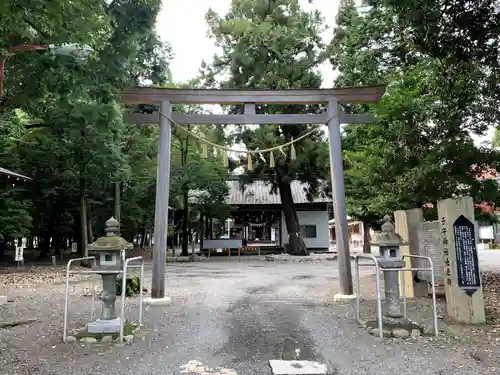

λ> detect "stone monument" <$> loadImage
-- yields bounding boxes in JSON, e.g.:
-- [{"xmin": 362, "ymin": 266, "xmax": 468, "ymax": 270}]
[
  {"xmin": 437, "ymin": 197, "xmax": 485, "ymax": 324},
  {"xmin": 87, "ymin": 217, "xmax": 133, "ymax": 333}
]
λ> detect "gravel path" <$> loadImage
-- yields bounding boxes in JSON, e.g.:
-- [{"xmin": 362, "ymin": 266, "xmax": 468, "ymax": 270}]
[{"xmin": 0, "ymin": 260, "xmax": 497, "ymax": 374}]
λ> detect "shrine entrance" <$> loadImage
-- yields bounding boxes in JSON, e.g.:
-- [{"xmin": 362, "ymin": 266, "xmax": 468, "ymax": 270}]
[{"xmin": 121, "ymin": 86, "xmax": 385, "ymax": 299}]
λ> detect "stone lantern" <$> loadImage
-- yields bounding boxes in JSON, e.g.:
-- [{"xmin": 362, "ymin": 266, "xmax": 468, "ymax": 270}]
[
  {"xmin": 87, "ymin": 217, "xmax": 133, "ymax": 333},
  {"xmin": 372, "ymin": 215, "xmax": 406, "ymax": 318}
]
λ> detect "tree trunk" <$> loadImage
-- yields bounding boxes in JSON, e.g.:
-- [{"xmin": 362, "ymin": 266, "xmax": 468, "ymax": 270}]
[
  {"xmin": 114, "ymin": 181, "xmax": 121, "ymax": 226},
  {"xmin": 52, "ymin": 234, "xmax": 61, "ymax": 255},
  {"xmin": 181, "ymin": 190, "xmax": 189, "ymax": 256},
  {"xmin": 0, "ymin": 241, "xmax": 5, "ymax": 260},
  {"xmin": 198, "ymin": 213, "xmax": 204, "ymax": 255},
  {"xmin": 39, "ymin": 233, "xmax": 50, "ymax": 258},
  {"xmin": 140, "ymin": 227, "xmax": 146, "ymax": 249},
  {"xmin": 87, "ymin": 216, "xmax": 93, "ymax": 244},
  {"xmin": 363, "ymin": 222, "xmax": 371, "ymax": 253},
  {"xmin": 79, "ymin": 178, "xmax": 89, "ymax": 266},
  {"xmin": 205, "ymin": 216, "xmax": 209, "ymax": 238},
  {"xmin": 277, "ymin": 171, "xmax": 308, "ymax": 256}
]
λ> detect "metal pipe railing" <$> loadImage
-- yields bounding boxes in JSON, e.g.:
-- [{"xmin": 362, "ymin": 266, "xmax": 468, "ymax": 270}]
[
  {"xmin": 63, "ymin": 256, "xmax": 145, "ymax": 343},
  {"xmin": 354, "ymin": 254, "xmax": 383, "ymax": 338},
  {"xmin": 402, "ymin": 254, "xmax": 438, "ymax": 337},
  {"xmin": 63, "ymin": 256, "xmax": 95, "ymax": 343},
  {"xmin": 354, "ymin": 253, "xmax": 439, "ymax": 338},
  {"xmin": 119, "ymin": 256, "xmax": 144, "ymax": 343}
]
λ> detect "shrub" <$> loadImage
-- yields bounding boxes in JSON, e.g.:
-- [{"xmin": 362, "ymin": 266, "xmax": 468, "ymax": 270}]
[{"xmin": 115, "ymin": 275, "xmax": 142, "ymax": 296}]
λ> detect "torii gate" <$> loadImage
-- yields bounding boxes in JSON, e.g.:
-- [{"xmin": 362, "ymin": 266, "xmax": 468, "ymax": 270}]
[{"xmin": 121, "ymin": 86, "xmax": 385, "ymax": 302}]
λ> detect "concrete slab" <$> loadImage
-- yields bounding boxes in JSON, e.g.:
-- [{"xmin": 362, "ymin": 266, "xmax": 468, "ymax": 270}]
[
  {"xmin": 333, "ymin": 293, "xmax": 356, "ymax": 303},
  {"xmin": 269, "ymin": 360, "xmax": 328, "ymax": 374},
  {"xmin": 143, "ymin": 296, "xmax": 172, "ymax": 306}
]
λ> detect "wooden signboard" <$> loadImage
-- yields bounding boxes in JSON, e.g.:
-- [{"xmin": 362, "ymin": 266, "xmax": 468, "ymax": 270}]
[
  {"xmin": 437, "ymin": 197, "xmax": 485, "ymax": 324},
  {"xmin": 453, "ymin": 215, "xmax": 481, "ymax": 296}
]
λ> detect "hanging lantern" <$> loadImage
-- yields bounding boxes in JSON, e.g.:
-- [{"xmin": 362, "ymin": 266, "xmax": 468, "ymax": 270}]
[
  {"xmin": 269, "ymin": 151, "xmax": 275, "ymax": 168},
  {"xmin": 247, "ymin": 153, "xmax": 253, "ymax": 171},
  {"xmin": 290, "ymin": 138, "xmax": 296, "ymax": 161}
]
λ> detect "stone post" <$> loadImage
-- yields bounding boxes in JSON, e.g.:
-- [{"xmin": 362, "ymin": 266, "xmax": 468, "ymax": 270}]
[{"xmin": 394, "ymin": 209, "xmax": 427, "ymax": 298}]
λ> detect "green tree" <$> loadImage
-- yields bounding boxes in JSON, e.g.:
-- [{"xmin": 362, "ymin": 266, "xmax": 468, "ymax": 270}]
[
  {"xmin": 202, "ymin": 0, "xmax": 329, "ymax": 255},
  {"xmin": 169, "ymin": 120, "xmax": 230, "ymax": 256},
  {"xmin": 0, "ymin": 110, "xmax": 33, "ymax": 257},
  {"xmin": 0, "ymin": 0, "xmax": 172, "ymax": 260},
  {"xmin": 329, "ymin": 0, "xmax": 500, "ymax": 252},
  {"xmin": 372, "ymin": 0, "xmax": 500, "ymax": 134},
  {"xmin": 0, "ymin": 0, "xmax": 110, "ymax": 55}
]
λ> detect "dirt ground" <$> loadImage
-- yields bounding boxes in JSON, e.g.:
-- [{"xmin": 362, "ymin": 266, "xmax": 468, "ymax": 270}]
[
  {"xmin": 1, "ymin": 260, "xmax": 500, "ymax": 374},
  {"xmin": 356, "ymin": 271, "xmax": 500, "ymax": 370}
]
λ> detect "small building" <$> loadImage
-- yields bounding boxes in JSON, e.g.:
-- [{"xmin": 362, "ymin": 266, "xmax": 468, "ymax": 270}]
[
  {"xmin": 329, "ymin": 218, "xmax": 374, "ymax": 249},
  {"xmin": 198, "ymin": 180, "xmax": 332, "ymax": 253}
]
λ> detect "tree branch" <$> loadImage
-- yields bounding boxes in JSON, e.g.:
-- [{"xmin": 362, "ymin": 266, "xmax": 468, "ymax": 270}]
[{"xmin": 22, "ymin": 17, "xmax": 50, "ymax": 40}]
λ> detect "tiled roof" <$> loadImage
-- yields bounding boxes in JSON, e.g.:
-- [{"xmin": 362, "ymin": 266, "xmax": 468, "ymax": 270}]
[
  {"xmin": 0, "ymin": 166, "xmax": 31, "ymax": 181},
  {"xmin": 227, "ymin": 180, "xmax": 331, "ymax": 205}
]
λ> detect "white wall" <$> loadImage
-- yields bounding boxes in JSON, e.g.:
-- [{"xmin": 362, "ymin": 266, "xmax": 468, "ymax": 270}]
[{"xmin": 281, "ymin": 210, "xmax": 329, "ymax": 249}]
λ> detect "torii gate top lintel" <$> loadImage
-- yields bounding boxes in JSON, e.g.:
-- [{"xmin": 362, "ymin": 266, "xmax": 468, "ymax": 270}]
[{"xmin": 120, "ymin": 84, "xmax": 385, "ymax": 105}]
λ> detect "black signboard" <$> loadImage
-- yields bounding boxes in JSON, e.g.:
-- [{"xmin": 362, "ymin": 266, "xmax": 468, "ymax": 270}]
[{"xmin": 453, "ymin": 215, "xmax": 481, "ymax": 296}]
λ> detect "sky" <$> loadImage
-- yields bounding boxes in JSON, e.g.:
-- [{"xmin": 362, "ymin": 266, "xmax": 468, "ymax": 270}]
[
  {"xmin": 155, "ymin": 0, "xmax": 493, "ymax": 146},
  {"xmin": 156, "ymin": 0, "xmax": 340, "ymax": 87}
]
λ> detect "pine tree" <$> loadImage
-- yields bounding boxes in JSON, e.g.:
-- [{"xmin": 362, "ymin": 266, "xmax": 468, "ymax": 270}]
[{"xmin": 202, "ymin": 0, "xmax": 329, "ymax": 255}]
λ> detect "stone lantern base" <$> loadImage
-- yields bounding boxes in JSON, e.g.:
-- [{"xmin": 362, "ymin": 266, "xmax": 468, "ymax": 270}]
[
  {"xmin": 88, "ymin": 317, "xmax": 122, "ymax": 334},
  {"xmin": 362, "ymin": 316, "xmax": 426, "ymax": 338}
]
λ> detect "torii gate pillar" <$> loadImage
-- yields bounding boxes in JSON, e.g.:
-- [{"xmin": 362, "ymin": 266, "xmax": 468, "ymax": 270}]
[{"xmin": 327, "ymin": 100, "xmax": 354, "ymax": 297}]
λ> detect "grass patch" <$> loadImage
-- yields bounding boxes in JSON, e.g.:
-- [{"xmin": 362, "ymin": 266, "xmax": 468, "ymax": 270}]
[{"xmin": 365, "ymin": 316, "xmax": 424, "ymax": 334}]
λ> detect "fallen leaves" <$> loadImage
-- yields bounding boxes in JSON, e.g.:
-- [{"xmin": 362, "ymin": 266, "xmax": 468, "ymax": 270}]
[
  {"xmin": 483, "ymin": 271, "xmax": 500, "ymax": 323},
  {"xmin": 0, "ymin": 265, "xmax": 90, "ymax": 292}
]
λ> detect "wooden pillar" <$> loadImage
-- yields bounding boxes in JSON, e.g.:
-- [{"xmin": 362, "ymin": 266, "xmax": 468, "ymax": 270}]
[
  {"xmin": 394, "ymin": 208, "xmax": 426, "ymax": 298},
  {"xmin": 437, "ymin": 197, "xmax": 485, "ymax": 324},
  {"xmin": 151, "ymin": 101, "xmax": 172, "ymax": 299},
  {"xmin": 327, "ymin": 100, "xmax": 353, "ymax": 296}
]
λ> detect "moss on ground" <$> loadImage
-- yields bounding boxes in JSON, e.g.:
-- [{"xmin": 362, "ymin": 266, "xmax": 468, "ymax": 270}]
[
  {"xmin": 75, "ymin": 322, "xmax": 139, "ymax": 341},
  {"xmin": 365, "ymin": 316, "xmax": 424, "ymax": 334}
]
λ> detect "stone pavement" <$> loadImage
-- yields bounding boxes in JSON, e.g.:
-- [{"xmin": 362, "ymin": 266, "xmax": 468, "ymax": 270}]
[{"xmin": 0, "ymin": 260, "xmax": 496, "ymax": 375}]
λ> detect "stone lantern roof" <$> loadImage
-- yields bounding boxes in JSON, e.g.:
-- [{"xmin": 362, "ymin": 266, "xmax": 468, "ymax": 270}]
[
  {"xmin": 88, "ymin": 217, "xmax": 133, "ymax": 252},
  {"xmin": 372, "ymin": 215, "xmax": 405, "ymax": 246}
]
